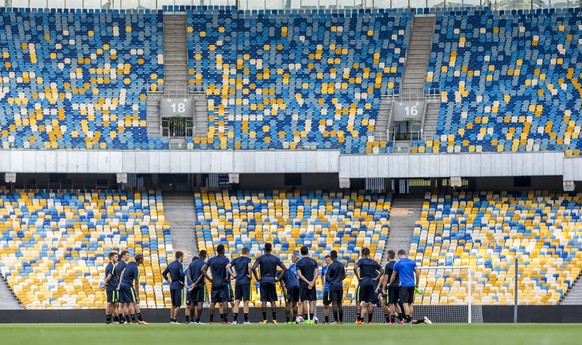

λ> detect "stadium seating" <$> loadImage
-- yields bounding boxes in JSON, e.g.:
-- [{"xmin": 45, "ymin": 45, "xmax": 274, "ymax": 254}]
[
  {"xmin": 424, "ymin": 8, "xmax": 582, "ymax": 154},
  {"xmin": 187, "ymin": 8, "xmax": 411, "ymax": 153},
  {"xmin": 194, "ymin": 190, "xmax": 391, "ymax": 305},
  {"xmin": 411, "ymin": 191, "xmax": 582, "ymax": 305},
  {"xmin": 0, "ymin": 8, "xmax": 164, "ymax": 150},
  {"xmin": 0, "ymin": 189, "xmax": 173, "ymax": 309}
]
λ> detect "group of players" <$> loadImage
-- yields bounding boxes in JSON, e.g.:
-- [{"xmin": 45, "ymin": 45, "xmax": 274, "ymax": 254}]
[
  {"xmin": 103, "ymin": 244, "xmax": 431, "ymax": 325},
  {"xmin": 101, "ymin": 250, "xmax": 148, "ymax": 324}
]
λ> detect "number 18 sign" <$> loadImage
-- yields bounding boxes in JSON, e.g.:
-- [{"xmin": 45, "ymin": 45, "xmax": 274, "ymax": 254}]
[{"xmin": 160, "ymin": 98, "xmax": 193, "ymax": 117}]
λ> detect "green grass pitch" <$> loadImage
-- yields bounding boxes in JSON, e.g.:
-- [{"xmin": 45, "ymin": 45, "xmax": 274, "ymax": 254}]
[{"xmin": 1, "ymin": 324, "xmax": 580, "ymax": 345}]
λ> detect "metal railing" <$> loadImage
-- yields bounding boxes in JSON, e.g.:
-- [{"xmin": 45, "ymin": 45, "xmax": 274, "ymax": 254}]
[
  {"xmin": 1, "ymin": 0, "xmax": 580, "ymax": 11},
  {"xmin": 163, "ymin": 84, "xmax": 191, "ymax": 98}
]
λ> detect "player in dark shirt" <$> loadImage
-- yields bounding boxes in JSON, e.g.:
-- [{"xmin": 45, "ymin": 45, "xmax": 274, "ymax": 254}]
[
  {"xmin": 187, "ymin": 250, "xmax": 207, "ymax": 324},
  {"xmin": 228, "ymin": 247, "xmax": 253, "ymax": 324},
  {"xmin": 118, "ymin": 253, "xmax": 146, "ymax": 324},
  {"xmin": 377, "ymin": 250, "xmax": 402, "ymax": 324},
  {"xmin": 354, "ymin": 247, "xmax": 383, "ymax": 324},
  {"xmin": 202, "ymin": 244, "xmax": 231, "ymax": 324},
  {"xmin": 252, "ymin": 243, "xmax": 287, "ymax": 324},
  {"xmin": 279, "ymin": 251, "xmax": 301, "ymax": 323},
  {"xmin": 296, "ymin": 246, "xmax": 319, "ymax": 323},
  {"xmin": 321, "ymin": 255, "xmax": 332, "ymax": 324},
  {"xmin": 163, "ymin": 251, "xmax": 185, "ymax": 324},
  {"xmin": 184, "ymin": 256, "xmax": 196, "ymax": 324},
  {"xmin": 115, "ymin": 250, "xmax": 130, "ymax": 323},
  {"xmin": 325, "ymin": 250, "xmax": 346, "ymax": 324},
  {"xmin": 102, "ymin": 251, "xmax": 119, "ymax": 324}
]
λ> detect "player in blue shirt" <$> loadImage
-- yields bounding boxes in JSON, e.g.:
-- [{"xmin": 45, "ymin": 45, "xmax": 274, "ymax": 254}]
[
  {"xmin": 354, "ymin": 247, "xmax": 383, "ymax": 324},
  {"xmin": 288, "ymin": 250, "xmax": 303, "ymax": 319},
  {"xmin": 163, "ymin": 251, "xmax": 185, "ymax": 324},
  {"xmin": 296, "ymin": 246, "xmax": 319, "ymax": 323},
  {"xmin": 202, "ymin": 244, "xmax": 231, "ymax": 324},
  {"xmin": 280, "ymin": 251, "xmax": 301, "ymax": 323},
  {"xmin": 187, "ymin": 250, "xmax": 207, "ymax": 324},
  {"xmin": 228, "ymin": 247, "xmax": 253, "ymax": 324},
  {"xmin": 118, "ymin": 253, "xmax": 145, "ymax": 324},
  {"xmin": 321, "ymin": 255, "xmax": 332, "ymax": 324},
  {"xmin": 389, "ymin": 249, "xmax": 431, "ymax": 325},
  {"xmin": 102, "ymin": 251, "xmax": 119, "ymax": 324},
  {"xmin": 252, "ymin": 243, "xmax": 287, "ymax": 324},
  {"xmin": 325, "ymin": 250, "xmax": 346, "ymax": 324}
]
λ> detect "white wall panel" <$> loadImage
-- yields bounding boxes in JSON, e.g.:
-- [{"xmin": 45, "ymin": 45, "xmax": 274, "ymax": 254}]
[
  {"xmin": 0, "ymin": 152, "xmax": 11, "ymax": 172},
  {"xmin": 135, "ymin": 152, "xmax": 150, "ymax": 173},
  {"xmin": 45, "ymin": 151, "xmax": 58, "ymax": 172},
  {"xmin": 274, "ymin": 152, "xmax": 286, "ymax": 172},
  {"xmin": 0, "ymin": 150, "xmax": 568, "ymax": 178},
  {"xmin": 339, "ymin": 152, "xmax": 564, "ymax": 178},
  {"xmin": 55, "ymin": 151, "xmax": 68, "ymax": 172},
  {"xmin": 563, "ymin": 158, "xmax": 582, "ymax": 181}
]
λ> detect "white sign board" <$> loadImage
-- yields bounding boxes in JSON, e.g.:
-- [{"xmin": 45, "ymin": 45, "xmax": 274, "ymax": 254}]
[
  {"xmin": 160, "ymin": 98, "xmax": 193, "ymax": 117},
  {"xmin": 393, "ymin": 101, "xmax": 424, "ymax": 121}
]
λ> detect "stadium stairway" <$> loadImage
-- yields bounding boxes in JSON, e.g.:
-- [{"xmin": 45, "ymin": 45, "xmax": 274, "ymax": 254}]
[
  {"xmin": 374, "ymin": 95, "xmax": 392, "ymax": 142},
  {"xmin": 382, "ymin": 195, "xmax": 423, "ymax": 263},
  {"xmin": 192, "ymin": 91, "xmax": 209, "ymax": 138},
  {"xmin": 163, "ymin": 193, "xmax": 198, "ymax": 260},
  {"xmin": 146, "ymin": 92, "xmax": 163, "ymax": 138},
  {"xmin": 561, "ymin": 273, "xmax": 582, "ymax": 305},
  {"xmin": 163, "ymin": 13, "xmax": 188, "ymax": 91},
  {"xmin": 422, "ymin": 101, "xmax": 441, "ymax": 140},
  {"xmin": 0, "ymin": 274, "xmax": 22, "ymax": 309},
  {"xmin": 401, "ymin": 16, "xmax": 435, "ymax": 96}
]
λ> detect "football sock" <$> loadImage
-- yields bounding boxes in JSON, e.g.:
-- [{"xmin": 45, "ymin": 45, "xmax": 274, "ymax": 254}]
[
  {"xmin": 131, "ymin": 314, "xmax": 137, "ymax": 322},
  {"xmin": 106, "ymin": 315, "xmax": 112, "ymax": 323},
  {"xmin": 304, "ymin": 314, "xmax": 308, "ymax": 320},
  {"xmin": 209, "ymin": 314, "xmax": 214, "ymax": 322},
  {"xmin": 286, "ymin": 317, "xmax": 290, "ymax": 322},
  {"xmin": 113, "ymin": 316, "xmax": 119, "ymax": 323},
  {"xmin": 415, "ymin": 319, "xmax": 424, "ymax": 324},
  {"xmin": 309, "ymin": 313, "xmax": 314, "ymax": 321},
  {"xmin": 333, "ymin": 312, "xmax": 338, "ymax": 322},
  {"xmin": 405, "ymin": 315, "xmax": 412, "ymax": 323},
  {"xmin": 398, "ymin": 313, "xmax": 404, "ymax": 321},
  {"xmin": 391, "ymin": 315, "xmax": 396, "ymax": 323},
  {"xmin": 233, "ymin": 313, "xmax": 238, "ymax": 322},
  {"xmin": 385, "ymin": 314, "xmax": 390, "ymax": 323},
  {"xmin": 244, "ymin": 313, "xmax": 249, "ymax": 322},
  {"xmin": 262, "ymin": 311, "xmax": 267, "ymax": 321},
  {"xmin": 196, "ymin": 318, "xmax": 200, "ymax": 323},
  {"xmin": 272, "ymin": 311, "xmax": 277, "ymax": 321},
  {"xmin": 339, "ymin": 312, "xmax": 343, "ymax": 322},
  {"xmin": 118, "ymin": 314, "xmax": 124, "ymax": 322},
  {"xmin": 137, "ymin": 313, "xmax": 143, "ymax": 321},
  {"xmin": 325, "ymin": 316, "xmax": 329, "ymax": 323},
  {"xmin": 368, "ymin": 314, "xmax": 373, "ymax": 323},
  {"xmin": 186, "ymin": 316, "xmax": 190, "ymax": 323}
]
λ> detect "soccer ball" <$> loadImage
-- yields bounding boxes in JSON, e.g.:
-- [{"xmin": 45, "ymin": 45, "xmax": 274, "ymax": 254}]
[
  {"xmin": 313, "ymin": 316, "xmax": 319, "ymax": 324},
  {"xmin": 296, "ymin": 316, "xmax": 304, "ymax": 324}
]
